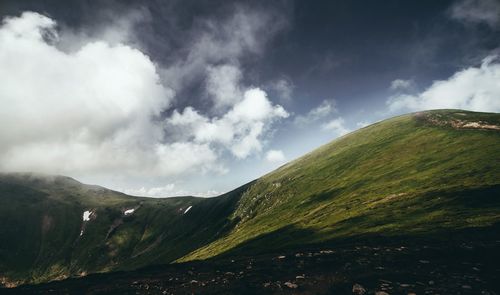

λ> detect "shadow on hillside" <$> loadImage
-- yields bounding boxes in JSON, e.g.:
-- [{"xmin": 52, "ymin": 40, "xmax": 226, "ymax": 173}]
[
  {"xmin": 213, "ymin": 225, "xmax": 318, "ymax": 259},
  {"xmin": 211, "ymin": 221, "xmax": 500, "ymax": 264},
  {"xmin": 210, "ymin": 183, "xmax": 500, "ymax": 260}
]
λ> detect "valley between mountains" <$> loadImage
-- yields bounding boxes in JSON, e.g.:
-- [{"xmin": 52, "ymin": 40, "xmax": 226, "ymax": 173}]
[{"xmin": 1, "ymin": 109, "xmax": 499, "ymax": 294}]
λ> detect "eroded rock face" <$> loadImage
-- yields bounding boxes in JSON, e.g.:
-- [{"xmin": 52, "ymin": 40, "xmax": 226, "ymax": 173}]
[{"xmin": 416, "ymin": 111, "xmax": 500, "ymax": 130}]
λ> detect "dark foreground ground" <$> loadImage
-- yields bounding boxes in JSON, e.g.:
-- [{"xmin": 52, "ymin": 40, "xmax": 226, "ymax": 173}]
[{"xmin": 3, "ymin": 226, "xmax": 500, "ymax": 295}]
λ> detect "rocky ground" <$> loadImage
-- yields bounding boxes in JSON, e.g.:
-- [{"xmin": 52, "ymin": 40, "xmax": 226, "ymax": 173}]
[{"xmin": 6, "ymin": 230, "xmax": 500, "ymax": 295}]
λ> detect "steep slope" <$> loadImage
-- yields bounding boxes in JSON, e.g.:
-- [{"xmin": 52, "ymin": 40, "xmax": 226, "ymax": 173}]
[
  {"xmin": 1, "ymin": 109, "xmax": 499, "ymax": 289},
  {"xmin": 181, "ymin": 110, "xmax": 500, "ymax": 261},
  {"xmin": 0, "ymin": 173, "xmax": 246, "ymax": 285}
]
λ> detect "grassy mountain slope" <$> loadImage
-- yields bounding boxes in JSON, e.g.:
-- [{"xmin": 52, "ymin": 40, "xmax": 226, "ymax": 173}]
[
  {"xmin": 181, "ymin": 110, "xmax": 500, "ymax": 260},
  {"xmin": 0, "ymin": 173, "xmax": 245, "ymax": 285},
  {"xmin": 1, "ymin": 109, "xmax": 499, "ymax": 288}
]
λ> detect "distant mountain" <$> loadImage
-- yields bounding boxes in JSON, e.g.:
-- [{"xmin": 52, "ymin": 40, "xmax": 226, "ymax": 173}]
[
  {"xmin": 1, "ymin": 110, "xmax": 499, "ymax": 290},
  {"xmin": 0, "ymin": 173, "xmax": 246, "ymax": 285}
]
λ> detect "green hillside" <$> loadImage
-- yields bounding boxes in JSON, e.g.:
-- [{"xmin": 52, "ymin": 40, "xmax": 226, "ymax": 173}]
[
  {"xmin": 182, "ymin": 110, "xmax": 500, "ymax": 260},
  {"xmin": 0, "ymin": 173, "xmax": 246, "ymax": 285},
  {"xmin": 1, "ymin": 109, "xmax": 499, "ymax": 287}
]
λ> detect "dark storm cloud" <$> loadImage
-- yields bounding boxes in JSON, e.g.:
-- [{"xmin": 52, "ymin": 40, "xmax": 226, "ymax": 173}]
[
  {"xmin": 3, "ymin": 0, "xmax": 498, "ymax": 115},
  {"xmin": 1, "ymin": 0, "xmax": 499, "ymax": 196},
  {"xmin": 0, "ymin": 0, "xmax": 293, "ymax": 192}
]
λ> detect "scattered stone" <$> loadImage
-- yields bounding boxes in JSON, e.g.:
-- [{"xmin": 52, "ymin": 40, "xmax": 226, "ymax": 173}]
[
  {"xmin": 375, "ymin": 292, "xmax": 389, "ymax": 295},
  {"xmin": 278, "ymin": 255, "xmax": 286, "ymax": 259},
  {"xmin": 352, "ymin": 283, "xmax": 366, "ymax": 295},
  {"xmin": 284, "ymin": 282, "xmax": 298, "ymax": 289},
  {"xmin": 462, "ymin": 285, "xmax": 472, "ymax": 289},
  {"xmin": 419, "ymin": 260, "xmax": 430, "ymax": 264},
  {"xmin": 263, "ymin": 282, "xmax": 271, "ymax": 288},
  {"xmin": 320, "ymin": 250, "xmax": 334, "ymax": 254},
  {"xmin": 296, "ymin": 275, "xmax": 305, "ymax": 279},
  {"xmin": 400, "ymin": 283, "xmax": 410, "ymax": 287},
  {"xmin": 428, "ymin": 281, "xmax": 434, "ymax": 285},
  {"xmin": 408, "ymin": 293, "xmax": 416, "ymax": 295},
  {"xmin": 190, "ymin": 280, "xmax": 198, "ymax": 284}
]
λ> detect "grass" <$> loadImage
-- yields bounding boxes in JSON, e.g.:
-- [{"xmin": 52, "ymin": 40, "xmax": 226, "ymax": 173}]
[
  {"xmin": 0, "ymin": 109, "xmax": 499, "ymax": 286},
  {"xmin": 179, "ymin": 110, "xmax": 500, "ymax": 261}
]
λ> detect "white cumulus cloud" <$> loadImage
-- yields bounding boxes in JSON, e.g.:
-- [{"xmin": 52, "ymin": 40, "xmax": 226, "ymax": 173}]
[
  {"xmin": 0, "ymin": 12, "xmax": 229, "ymax": 178},
  {"xmin": 265, "ymin": 150, "xmax": 286, "ymax": 163},
  {"xmin": 321, "ymin": 118, "xmax": 350, "ymax": 136},
  {"xmin": 387, "ymin": 55, "xmax": 500, "ymax": 113},
  {"xmin": 123, "ymin": 183, "xmax": 220, "ymax": 198},
  {"xmin": 167, "ymin": 88, "xmax": 289, "ymax": 159}
]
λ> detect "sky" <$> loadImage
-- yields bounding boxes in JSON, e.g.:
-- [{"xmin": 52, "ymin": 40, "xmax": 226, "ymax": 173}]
[{"xmin": 0, "ymin": 0, "xmax": 499, "ymax": 197}]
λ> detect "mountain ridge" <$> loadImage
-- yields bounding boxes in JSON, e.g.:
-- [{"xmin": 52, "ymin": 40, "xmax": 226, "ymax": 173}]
[{"xmin": 1, "ymin": 109, "xmax": 499, "ymax": 289}]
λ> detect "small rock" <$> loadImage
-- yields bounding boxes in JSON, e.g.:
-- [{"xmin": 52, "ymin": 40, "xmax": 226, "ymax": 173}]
[
  {"xmin": 278, "ymin": 255, "xmax": 286, "ymax": 259},
  {"xmin": 462, "ymin": 285, "xmax": 472, "ymax": 289},
  {"xmin": 352, "ymin": 283, "xmax": 366, "ymax": 295},
  {"xmin": 399, "ymin": 284, "xmax": 410, "ymax": 287},
  {"xmin": 296, "ymin": 275, "xmax": 305, "ymax": 279},
  {"xmin": 190, "ymin": 280, "xmax": 198, "ymax": 284},
  {"xmin": 375, "ymin": 292, "xmax": 389, "ymax": 295},
  {"xmin": 428, "ymin": 281, "xmax": 434, "ymax": 285},
  {"xmin": 263, "ymin": 282, "xmax": 271, "ymax": 288},
  {"xmin": 419, "ymin": 260, "xmax": 430, "ymax": 264},
  {"xmin": 408, "ymin": 293, "xmax": 416, "ymax": 295},
  {"xmin": 284, "ymin": 282, "xmax": 298, "ymax": 289}
]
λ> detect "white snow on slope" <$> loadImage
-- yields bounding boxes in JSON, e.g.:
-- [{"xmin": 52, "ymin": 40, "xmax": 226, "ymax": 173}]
[
  {"xmin": 82, "ymin": 210, "xmax": 92, "ymax": 221},
  {"xmin": 124, "ymin": 208, "xmax": 135, "ymax": 215},
  {"xmin": 184, "ymin": 206, "xmax": 193, "ymax": 214}
]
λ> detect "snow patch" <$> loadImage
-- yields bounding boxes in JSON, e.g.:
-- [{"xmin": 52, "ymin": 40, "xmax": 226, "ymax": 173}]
[
  {"xmin": 184, "ymin": 206, "xmax": 193, "ymax": 214},
  {"xmin": 124, "ymin": 208, "xmax": 135, "ymax": 215},
  {"xmin": 82, "ymin": 210, "xmax": 92, "ymax": 221}
]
